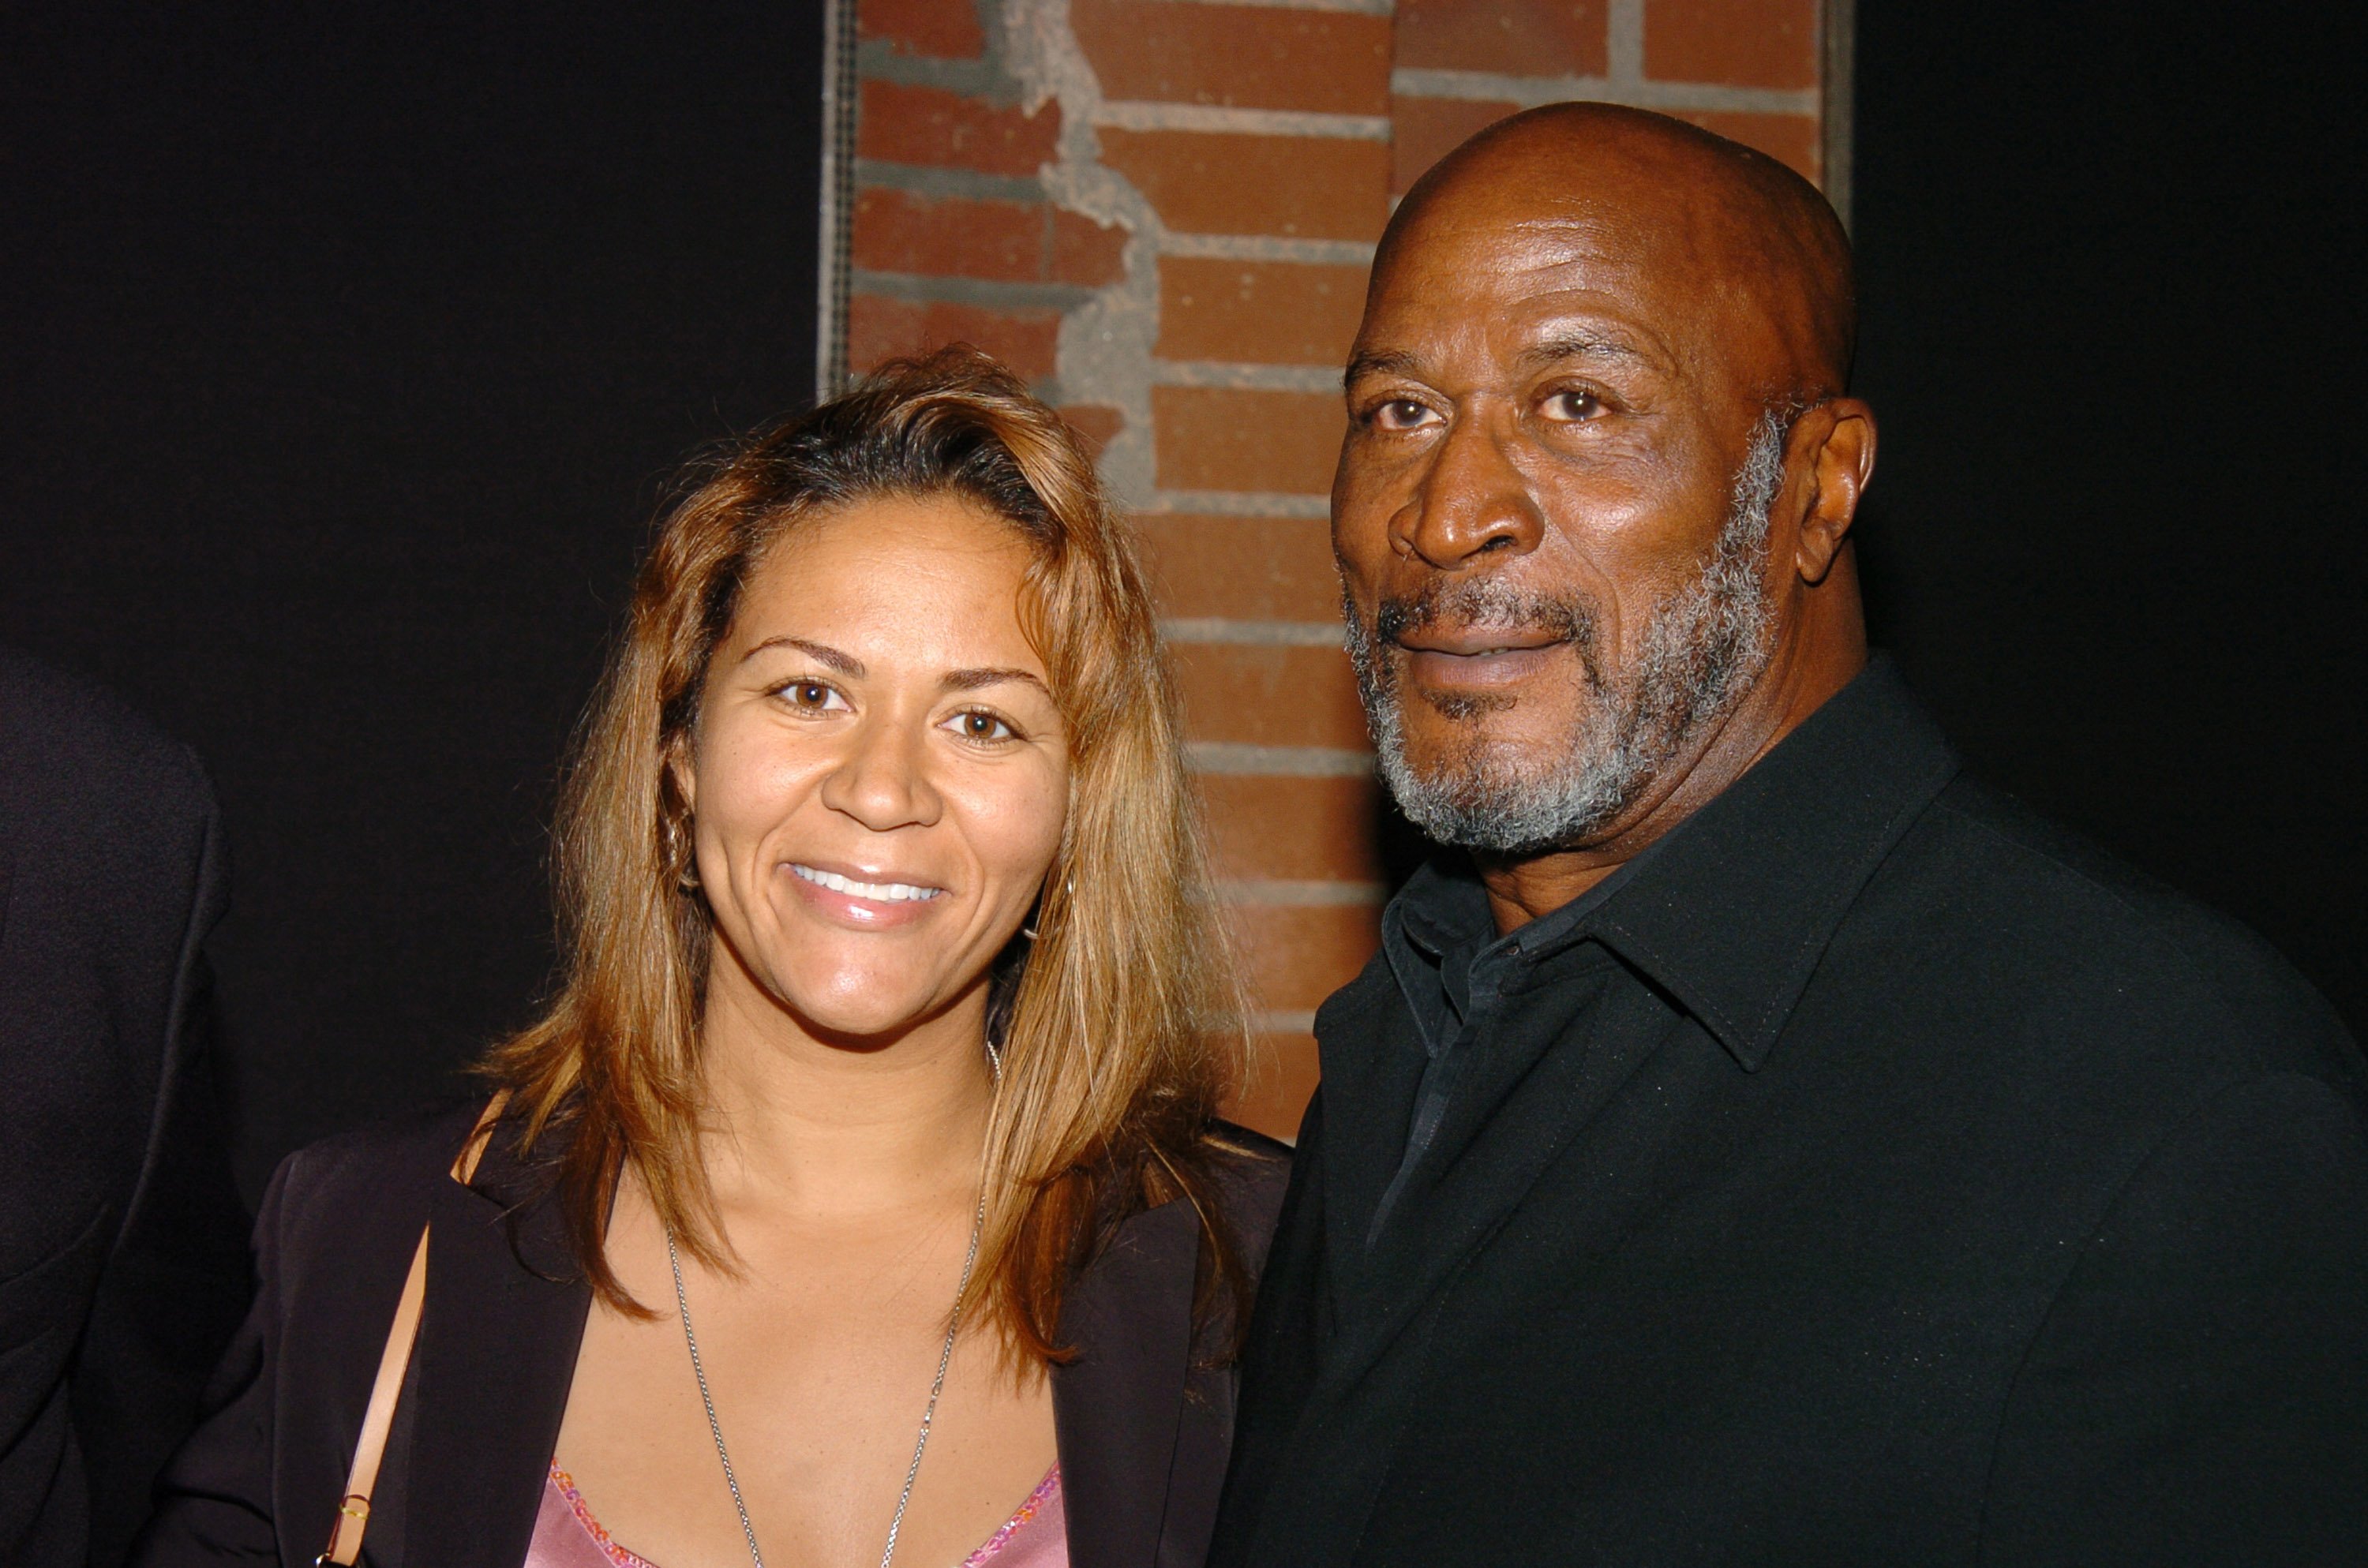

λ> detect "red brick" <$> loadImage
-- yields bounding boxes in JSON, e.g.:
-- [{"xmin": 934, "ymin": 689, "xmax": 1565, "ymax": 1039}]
[
  {"xmin": 858, "ymin": 80, "xmax": 1060, "ymax": 178},
  {"xmin": 1227, "ymin": 903, "xmax": 1382, "ymax": 1010},
  {"xmin": 1153, "ymin": 387, "xmax": 1345, "ymax": 496},
  {"xmin": 857, "ymin": 0, "xmax": 985, "ymax": 59},
  {"xmin": 1671, "ymin": 109, "xmax": 1821, "ymax": 183},
  {"xmin": 1072, "ymin": 0, "xmax": 1391, "ymax": 117},
  {"xmin": 1172, "ymin": 642, "xmax": 1368, "ymax": 750},
  {"xmin": 853, "ymin": 189, "xmax": 1036, "ymax": 279},
  {"xmin": 845, "ymin": 294, "xmax": 1062, "ymax": 381},
  {"xmin": 1156, "ymin": 258, "xmax": 1369, "ymax": 366},
  {"xmin": 1396, "ymin": 0, "xmax": 1608, "ymax": 77},
  {"xmin": 1645, "ymin": 0, "xmax": 1819, "ymax": 90},
  {"xmin": 1058, "ymin": 403, "xmax": 1125, "ymax": 458},
  {"xmin": 1137, "ymin": 512, "xmax": 1339, "ymax": 621},
  {"xmin": 1098, "ymin": 129, "xmax": 1391, "ymax": 241},
  {"xmin": 1198, "ymin": 773, "xmax": 1383, "ymax": 885},
  {"xmin": 1227, "ymin": 1029, "xmax": 1321, "ymax": 1143},
  {"xmin": 852, "ymin": 189, "xmax": 1126, "ymax": 286},
  {"xmin": 1391, "ymin": 95, "xmax": 1523, "ymax": 196},
  {"xmin": 1050, "ymin": 208, "xmax": 1130, "ymax": 286}
]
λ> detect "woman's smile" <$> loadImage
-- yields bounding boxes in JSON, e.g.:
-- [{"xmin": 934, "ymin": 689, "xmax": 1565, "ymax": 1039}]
[{"xmin": 785, "ymin": 859, "xmax": 950, "ymax": 929}]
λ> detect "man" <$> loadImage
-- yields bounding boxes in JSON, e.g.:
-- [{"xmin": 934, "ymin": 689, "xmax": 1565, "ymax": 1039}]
[
  {"xmin": 1209, "ymin": 104, "xmax": 2368, "ymax": 1565},
  {"xmin": 1, "ymin": 646, "xmax": 252, "ymax": 1566}
]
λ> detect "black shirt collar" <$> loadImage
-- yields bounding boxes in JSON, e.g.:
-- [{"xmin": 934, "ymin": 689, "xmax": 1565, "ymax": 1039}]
[{"xmin": 1379, "ymin": 656, "xmax": 1961, "ymax": 1071}]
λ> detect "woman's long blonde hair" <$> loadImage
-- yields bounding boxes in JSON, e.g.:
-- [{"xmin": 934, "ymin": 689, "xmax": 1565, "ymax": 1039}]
[{"xmin": 485, "ymin": 348, "xmax": 1250, "ymax": 1359}]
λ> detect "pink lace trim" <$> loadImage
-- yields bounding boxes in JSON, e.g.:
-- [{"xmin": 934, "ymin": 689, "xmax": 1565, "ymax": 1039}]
[
  {"xmin": 548, "ymin": 1463, "xmax": 665, "ymax": 1568},
  {"xmin": 546, "ymin": 1461, "xmax": 1060, "ymax": 1568},
  {"xmin": 960, "ymin": 1465, "xmax": 1062, "ymax": 1567}
]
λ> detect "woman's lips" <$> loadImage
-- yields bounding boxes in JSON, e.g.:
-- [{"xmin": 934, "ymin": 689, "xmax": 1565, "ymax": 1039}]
[{"xmin": 784, "ymin": 860, "xmax": 946, "ymax": 927}]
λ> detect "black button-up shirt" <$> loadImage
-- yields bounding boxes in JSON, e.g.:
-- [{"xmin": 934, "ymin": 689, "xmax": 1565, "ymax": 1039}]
[{"xmin": 1215, "ymin": 657, "xmax": 2368, "ymax": 1567}]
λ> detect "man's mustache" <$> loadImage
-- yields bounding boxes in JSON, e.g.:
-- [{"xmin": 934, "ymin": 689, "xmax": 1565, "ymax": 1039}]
[{"xmin": 1369, "ymin": 576, "xmax": 1605, "ymax": 687}]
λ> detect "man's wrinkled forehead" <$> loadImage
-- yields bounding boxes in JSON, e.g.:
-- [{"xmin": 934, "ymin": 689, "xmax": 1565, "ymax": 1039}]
[
  {"xmin": 1358, "ymin": 114, "xmax": 1849, "ymax": 400},
  {"xmin": 1358, "ymin": 194, "xmax": 1747, "ymax": 386}
]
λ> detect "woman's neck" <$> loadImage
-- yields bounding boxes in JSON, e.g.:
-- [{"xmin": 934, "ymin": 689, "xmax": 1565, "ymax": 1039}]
[{"xmin": 694, "ymin": 960, "xmax": 997, "ymax": 1222}]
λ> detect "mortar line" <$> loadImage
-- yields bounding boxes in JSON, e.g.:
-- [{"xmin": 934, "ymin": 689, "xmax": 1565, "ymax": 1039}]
[
  {"xmin": 1163, "ymin": 618, "xmax": 1346, "ymax": 646},
  {"xmin": 1188, "ymin": 741, "xmax": 1374, "ymax": 776},
  {"xmin": 1093, "ymin": 101, "xmax": 1392, "ymax": 140}
]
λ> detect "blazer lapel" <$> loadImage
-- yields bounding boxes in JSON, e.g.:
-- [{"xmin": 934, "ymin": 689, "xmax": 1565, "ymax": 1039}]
[
  {"xmin": 399, "ymin": 1136, "xmax": 592, "ymax": 1567},
  {"xmin": 1052, "ymin": 1197, "xmax": 1199, "ymax": 1568},
  {"xmin": 1311, "ymin": 964, "xmax": 1429, "ymax": 1307},
  {"xmin": 1326, "ymin": 971, "xmax": 1674, "ymax": 1390}
]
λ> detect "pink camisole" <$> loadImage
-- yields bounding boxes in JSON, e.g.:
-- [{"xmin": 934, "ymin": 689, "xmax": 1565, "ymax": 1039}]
[{"xmin": 526, "ymin": 1461, "xmax": 1068, "ymax": 1568}]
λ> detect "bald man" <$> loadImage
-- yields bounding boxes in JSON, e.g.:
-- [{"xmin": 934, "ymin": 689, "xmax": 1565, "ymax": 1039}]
[{"xmin": 1209, "ymin": 105, "xmax": 2368, "ymax": 1566}]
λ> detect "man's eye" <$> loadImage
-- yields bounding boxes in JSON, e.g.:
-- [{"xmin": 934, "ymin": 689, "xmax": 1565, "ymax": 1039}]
[
  {"xmin": 1543, "ymin": 389, "xmax": 1604, "ymax": 421},
  {"xmin": 946, "ymin": 709, "xmax": 1017, "ymax": 743},
  {"xmin": 1373, "ymin": 399, "xmax": 1436, "ymax": 430}
]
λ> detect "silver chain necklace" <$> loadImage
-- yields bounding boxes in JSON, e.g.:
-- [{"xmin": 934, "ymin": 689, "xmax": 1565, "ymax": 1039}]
[{"xmin": 668, "ymin": 1049, "xmax": 999, "ymax": 1568}]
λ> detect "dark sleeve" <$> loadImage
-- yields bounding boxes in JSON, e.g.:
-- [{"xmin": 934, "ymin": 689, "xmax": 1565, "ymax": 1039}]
[
  {"xmin": 75, "ymin": 805, "xmax": 256, "ymax": 1567},
  {"xmin": 1982, "ymin": 1071, "xmax": 2368, "ymax": 1566},
  {"xmin": 1208, "ymin": 1088, "xmax": 1327, "ymax": 1568},
  {"xmin": 129, "ymin": 1151, "xmax": 302, "ymax": 1566}
]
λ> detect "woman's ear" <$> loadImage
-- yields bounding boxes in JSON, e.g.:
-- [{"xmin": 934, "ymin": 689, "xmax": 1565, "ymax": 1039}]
[{"xmin": 666, "ymin": 732, "xmax": 697, "ymax": 812}]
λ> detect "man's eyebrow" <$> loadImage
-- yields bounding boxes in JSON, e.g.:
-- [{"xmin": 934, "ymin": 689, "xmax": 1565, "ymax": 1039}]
[
  {"xmin": 1344, "ymin": 348, "xmax": 1424, "ymax": 385},
  {"xmin": 945, "ymin": 666, "xmax": 1051, "ymax": 697},
  {"xmin": 740, "ymin": 636, "xmax": 864, "ymax": 675},
  {"xmin": 1518, "ymin": 332, "xmax": 1652, "ymax": 369}
]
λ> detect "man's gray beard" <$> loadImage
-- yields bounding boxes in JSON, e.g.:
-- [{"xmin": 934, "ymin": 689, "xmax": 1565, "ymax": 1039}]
[{"xmin": 1345, "ymin": 411, "xmax": 1789, "ymax": 855}]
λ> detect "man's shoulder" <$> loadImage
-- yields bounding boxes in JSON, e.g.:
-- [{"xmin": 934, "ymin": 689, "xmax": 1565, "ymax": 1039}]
[{"xmin": 1870, "ymin": 775, "xmax": 2358, "ymax": 1083}]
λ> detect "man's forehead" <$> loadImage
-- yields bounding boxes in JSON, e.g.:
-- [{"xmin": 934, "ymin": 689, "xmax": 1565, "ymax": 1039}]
[{"xmin": 1356, "ymin": 209, "xmax": 1702, "ymax": 372}]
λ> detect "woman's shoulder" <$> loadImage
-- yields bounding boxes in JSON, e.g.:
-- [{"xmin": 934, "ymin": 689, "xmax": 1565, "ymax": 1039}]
[
  {"xmin": 262, "ymin": 1095, "xmax": 497, "ymax": 1241},
  {"xmin": 1200, "ymin": 1120, "xmax": 1295, "ymax": 1274}
]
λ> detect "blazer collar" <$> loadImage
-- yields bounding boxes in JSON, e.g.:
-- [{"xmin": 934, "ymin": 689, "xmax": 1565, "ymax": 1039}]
[
  {"xmin": 1583, "ymin": 655, "xmax": 1961, "ymax": 1069},
  {"xmin": 1377, "ymin": 655, "xmax": 1962, "ymax": 1074},
  {"xmin": 1051, "ymin": 1196, "xmax": 1201, "ymax": 1568},
  {"xmin": 403, "ymin": 1114, "xmax": 593, "ymax": 1568}
]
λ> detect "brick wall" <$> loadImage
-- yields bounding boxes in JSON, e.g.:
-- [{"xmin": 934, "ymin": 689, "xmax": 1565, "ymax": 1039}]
[{"xmin": 837, "ymin": 0, "xmax": 1843, "ymax": 1139}]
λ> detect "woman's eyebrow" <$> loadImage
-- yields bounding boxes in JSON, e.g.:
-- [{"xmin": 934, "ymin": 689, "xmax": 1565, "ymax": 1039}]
[
  {"xmin": 946, "ymin": 666, "xmax": 1051, "ymax": 696},
  {"xmin": 740, "ymin": 635, "xmax": 863, "ymax": 674}
]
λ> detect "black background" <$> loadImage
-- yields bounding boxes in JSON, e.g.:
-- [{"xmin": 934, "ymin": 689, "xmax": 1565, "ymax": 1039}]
[
  {"xmin": 1851, "ymin": 1, "xmax": 2364, "ymax": 1047},
  {"xmin": 3, "ymin": 0, "xmax": 2359, "ymax": 1200},
  {"xmin": 2, "ymin": 0, "xmax": 828, "ymax": 1198}
]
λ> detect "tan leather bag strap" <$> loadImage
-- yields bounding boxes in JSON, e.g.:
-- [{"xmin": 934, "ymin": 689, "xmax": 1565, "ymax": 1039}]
[{"xmin": 317, "ymin": 1095, "xmax": 507, "ymax": 1566}]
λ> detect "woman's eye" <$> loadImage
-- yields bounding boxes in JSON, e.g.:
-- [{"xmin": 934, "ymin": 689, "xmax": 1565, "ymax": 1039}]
[
  {"xmin": 946, "ymin": 709, "xmax": 1016, "ymax": 743},
  {"xmin": 780, "ymin": 679, "xmax": 846, "ymax": 711}
]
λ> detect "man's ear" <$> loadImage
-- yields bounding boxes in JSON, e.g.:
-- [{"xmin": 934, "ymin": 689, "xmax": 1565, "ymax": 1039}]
[{"xmin": 1790, "ymin": 399, "xmax": 1877, "ymax": 586}]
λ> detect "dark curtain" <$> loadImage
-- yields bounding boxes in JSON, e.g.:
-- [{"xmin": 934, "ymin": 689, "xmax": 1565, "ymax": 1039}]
[
  {"xmin": 1853, "ymin": 0, "xmax": 2365, "ymax": 1032},
  {"xmin": 2, "ymin": 0, "xmax": 829, "ymax": 1199}
]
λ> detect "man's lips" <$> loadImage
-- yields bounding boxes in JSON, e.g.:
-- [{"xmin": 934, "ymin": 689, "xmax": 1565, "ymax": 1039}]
[{"xmin": 1393, "ymin": 627, "xmax": 1568, "ymax": 688}]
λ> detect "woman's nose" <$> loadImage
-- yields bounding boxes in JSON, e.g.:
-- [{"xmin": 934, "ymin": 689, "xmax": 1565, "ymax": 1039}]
[{"xmin": 816, "ymin": 715, "xmax": 942, "ymax": 832}]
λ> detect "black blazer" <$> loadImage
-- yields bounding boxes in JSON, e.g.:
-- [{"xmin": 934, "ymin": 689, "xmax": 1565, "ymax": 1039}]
[
  {"xmin": 135, "ymin": 1098, "xmax": 1289, "ymax": 1568},
  {"xmin": 1212, "ymin": 660, "xmax": 2368, "ymax": 1566},
  {"xmin": 0, "ymin": 648, "xmax": 251, "ymax": 1568}
]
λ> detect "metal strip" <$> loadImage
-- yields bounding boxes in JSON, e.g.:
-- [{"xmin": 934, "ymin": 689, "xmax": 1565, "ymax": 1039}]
[{"xmin": 814, "ymin": 0, "xmax": 861, "ymax": 402}]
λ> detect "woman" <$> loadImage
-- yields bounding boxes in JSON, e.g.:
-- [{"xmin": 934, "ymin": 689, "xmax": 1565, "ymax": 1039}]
[{"xmin": 137, "ymin": 350, "xmax": 1289, "ymax": 1568}]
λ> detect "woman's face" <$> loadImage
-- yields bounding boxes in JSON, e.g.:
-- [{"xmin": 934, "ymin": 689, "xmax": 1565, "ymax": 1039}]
[{"xmin": 680, "ymin": 494, "xmax": 1070, "ymax": 1043}]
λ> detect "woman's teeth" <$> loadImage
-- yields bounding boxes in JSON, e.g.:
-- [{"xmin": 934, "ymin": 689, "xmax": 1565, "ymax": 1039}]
[{"xmin": 791, "ymin": 864, "xmax": 942, "ymax": 902}]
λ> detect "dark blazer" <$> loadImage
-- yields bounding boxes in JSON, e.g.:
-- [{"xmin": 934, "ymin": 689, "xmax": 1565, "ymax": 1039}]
[
  {"xmin": 135, "ymin": 1098, "xmax": 1289, "ymax": 1568},
  {"xmin": 0, "ymin": 648, "xmax": 253, "ymax": 1568},
  {"xmin": 1212, "ymin": 659, "xmax": 2368, "ymax": 1567}
]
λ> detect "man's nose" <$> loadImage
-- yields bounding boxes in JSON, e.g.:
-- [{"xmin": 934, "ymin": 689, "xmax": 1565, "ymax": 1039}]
[
  {"xmin": 1391, "ymin": 410, "xmax": 1546, "ymax": 569},
  {"xmin": 818, "ymin": 713, "xmax": 942, "ymax": 833}
]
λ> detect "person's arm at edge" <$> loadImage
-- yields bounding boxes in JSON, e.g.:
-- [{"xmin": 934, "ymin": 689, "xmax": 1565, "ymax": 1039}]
[
  {"xmin": 128, "ymin": 1149, "xmax": 302, "ymax": 1566},
  {"xmin": 1980, "ymin": 1068, "xmax": 2368, "ymax": 1565}
]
